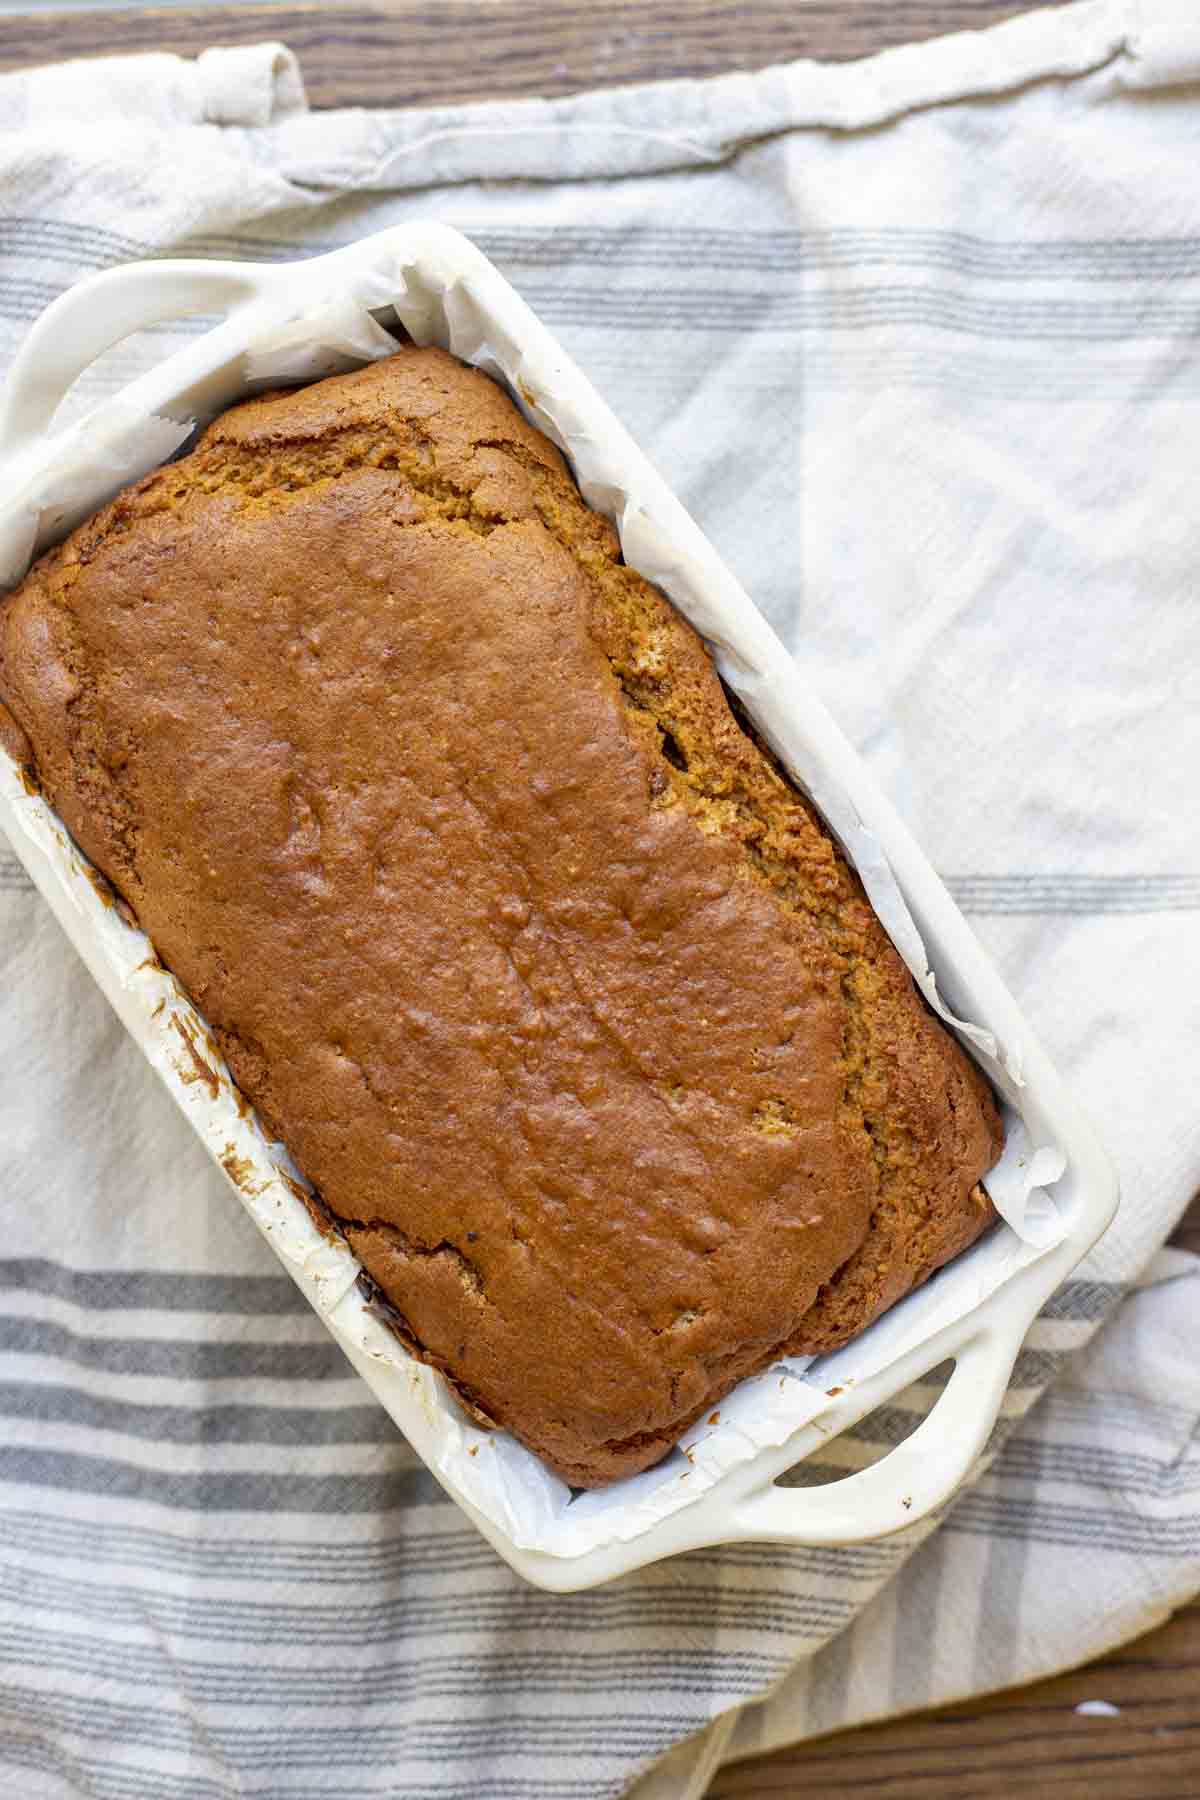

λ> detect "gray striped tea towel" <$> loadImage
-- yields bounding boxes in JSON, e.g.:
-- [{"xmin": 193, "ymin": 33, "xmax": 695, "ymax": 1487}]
[{"xmin": 1, "ymin": 3, "xmax": 1199, "ymax": 1795}]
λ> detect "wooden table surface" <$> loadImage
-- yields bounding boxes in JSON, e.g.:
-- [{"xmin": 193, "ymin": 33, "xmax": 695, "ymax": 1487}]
[
  {"xmin": 1, "ymin": 2, "xmax": 1196, "ymax": 1793},
  {"xmin": 0, "ymin": 0, "xmax": 1104, "ymax": 107}
]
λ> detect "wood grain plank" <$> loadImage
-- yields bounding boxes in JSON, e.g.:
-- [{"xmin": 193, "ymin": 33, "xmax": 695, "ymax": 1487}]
[
  {"xmin": 0, "ymin": 0, "xmax": 1068, "ymax": 110},
  {"xmin": 1170, "ymin": 1191, "xmax": 1200, "ymax": 1259},
  {"xmin": 710, "ymin": 1600, "xmax": 1200, "ymax": 1797}
]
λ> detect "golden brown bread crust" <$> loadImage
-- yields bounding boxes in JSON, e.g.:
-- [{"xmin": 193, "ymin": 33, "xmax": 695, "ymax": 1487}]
[{"xmin": 0, "ymin": 348, "xmax": 1002, "ymax": 1486}]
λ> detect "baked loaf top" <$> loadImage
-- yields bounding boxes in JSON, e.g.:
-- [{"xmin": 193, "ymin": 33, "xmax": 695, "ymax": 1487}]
[{"xmin": 0, "ymin": 347, "xmax": 1001, "ymax": 1486}]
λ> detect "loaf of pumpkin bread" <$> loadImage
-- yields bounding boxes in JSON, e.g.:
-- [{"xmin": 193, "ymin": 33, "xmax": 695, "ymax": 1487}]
[{"xmin": 0, "ymin": 347, "xmax": 1001, "ymax": 1486}]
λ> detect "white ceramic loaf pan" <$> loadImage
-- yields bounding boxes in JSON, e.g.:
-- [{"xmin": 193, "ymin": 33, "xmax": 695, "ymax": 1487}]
[{"xmin": 0, "ymin": 224, "xmax": 1117, "ymax": 1591}]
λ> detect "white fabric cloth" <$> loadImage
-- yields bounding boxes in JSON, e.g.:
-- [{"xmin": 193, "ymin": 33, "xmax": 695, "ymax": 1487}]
[{"xmin": 0, "ymin": 4, "xmax": 1198, "ymax": 1795}]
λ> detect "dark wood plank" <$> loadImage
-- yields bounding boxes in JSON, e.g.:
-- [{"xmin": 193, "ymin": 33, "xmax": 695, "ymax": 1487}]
[
  {"xmin": 1170, "ymin": 1191, "xmax": 1200, "ymax": 1259},
  {"xmin": 710, "ymin": 1599, "xmax": 1200, "ymax": 1797},
  {"xmin": 0, "ymin": 1, "xmax": 1068, "ymax": 110}
]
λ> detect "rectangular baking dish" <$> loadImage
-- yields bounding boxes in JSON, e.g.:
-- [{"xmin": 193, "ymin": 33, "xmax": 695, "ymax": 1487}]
[{"xmin": 0, "ymin": 223, "xmax": 1117, "ymax": 1591}]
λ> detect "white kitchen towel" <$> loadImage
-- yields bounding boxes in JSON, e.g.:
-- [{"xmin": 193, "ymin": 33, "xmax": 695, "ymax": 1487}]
[{"xmin": 1, "ymin": 4, "xmax": 1198, "ymax": 1796}]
